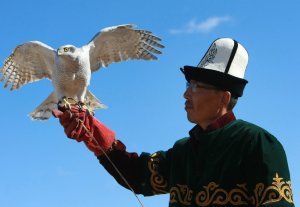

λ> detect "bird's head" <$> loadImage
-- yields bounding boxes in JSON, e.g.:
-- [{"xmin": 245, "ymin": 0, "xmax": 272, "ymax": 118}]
[{"xmin": 57, "ymin": 45, "xmax": 79, "ymax": 60}]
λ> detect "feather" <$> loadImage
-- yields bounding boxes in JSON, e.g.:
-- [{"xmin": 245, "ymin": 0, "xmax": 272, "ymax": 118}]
[{"xmin": 1, "ymin": 24, "xmax": 164, "ymax": 120}]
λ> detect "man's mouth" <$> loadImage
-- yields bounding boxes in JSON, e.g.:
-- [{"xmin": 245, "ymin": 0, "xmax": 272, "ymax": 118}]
[{"xmin": 185, "ymin": 101, "xmax": 193, "ymax": 110}]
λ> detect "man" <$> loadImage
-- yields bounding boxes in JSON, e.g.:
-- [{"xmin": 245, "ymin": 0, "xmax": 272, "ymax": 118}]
[{"xmin": 53, "ymin": 38, "xmax": 294, "ymax": 206}]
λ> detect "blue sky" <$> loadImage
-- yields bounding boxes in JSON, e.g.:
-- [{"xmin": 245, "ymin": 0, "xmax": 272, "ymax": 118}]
[{"xmin": 0, "ymin": 0, "xmax": 299, "ymax": 206}]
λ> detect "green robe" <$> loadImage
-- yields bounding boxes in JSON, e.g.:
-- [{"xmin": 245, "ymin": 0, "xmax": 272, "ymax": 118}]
[{"xmin": 136, "ymin": 120, "xmax": 294, "ymax": 206}]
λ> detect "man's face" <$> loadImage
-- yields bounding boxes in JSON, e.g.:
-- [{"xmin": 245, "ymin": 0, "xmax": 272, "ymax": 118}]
[{"xmin": 184, "ymin": 80, "xmax": 224, "ymax": 126}]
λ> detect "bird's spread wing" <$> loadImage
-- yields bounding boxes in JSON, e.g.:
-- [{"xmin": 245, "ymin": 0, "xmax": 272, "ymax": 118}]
[
  {"xmin": 0, "ymin": 41, "xmax": 56, "ymax": 91},
  {"xmin": 87, "ymin": 24, "xmax": 164, "ymax": 72}
]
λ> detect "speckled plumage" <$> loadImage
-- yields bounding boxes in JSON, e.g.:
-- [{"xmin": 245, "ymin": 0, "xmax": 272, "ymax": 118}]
[{"xmin": 0, "ymin": 24, "xmax": 164, "ymax": 120}]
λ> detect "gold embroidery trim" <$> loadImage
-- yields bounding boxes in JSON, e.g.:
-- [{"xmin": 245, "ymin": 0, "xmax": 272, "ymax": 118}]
[
  {"xmin": 169, "ymin": 173, "xmax": 293, "ymax": 207},
  {"xmin": 170, "ymin": 184, "xmax": 193, "ymax": 205},
  {"xmin": 195, "ymin": 182, "xmax": 254, "ymax": 206},
  {"xmin": 148, "ymin": 152, "xmax": 168, "ymax": 194},
  {"xmin": 254, "ymin": 173, "xmax": 293, "ymax": 206}
]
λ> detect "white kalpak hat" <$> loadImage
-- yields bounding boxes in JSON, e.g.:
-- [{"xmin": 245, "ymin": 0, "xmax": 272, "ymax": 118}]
[{"xmin": 181, "ymin": 38, "xmax": 249, "ymax": 97}]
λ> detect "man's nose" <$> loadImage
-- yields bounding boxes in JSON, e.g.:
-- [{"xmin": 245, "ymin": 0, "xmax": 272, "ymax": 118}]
[{"xmin": 183, "ymin": 87, "xmax": 191, "ymax": 99}]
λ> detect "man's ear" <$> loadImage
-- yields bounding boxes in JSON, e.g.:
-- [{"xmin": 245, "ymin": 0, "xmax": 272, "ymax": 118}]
[{"xmin": 221, "ymin": 91, "xmax": 232, "ymax": 108}]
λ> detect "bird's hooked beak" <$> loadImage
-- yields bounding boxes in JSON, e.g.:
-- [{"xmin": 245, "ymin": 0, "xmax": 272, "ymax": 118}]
[{"xmin": 57, "ymin": 48, "xmax": 62, "ymax": 56}]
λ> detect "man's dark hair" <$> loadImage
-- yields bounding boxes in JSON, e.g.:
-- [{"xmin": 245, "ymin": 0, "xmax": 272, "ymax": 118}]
[{"xmin": 228, "ymin": 97, "xmax": 238, "ymax": 111}]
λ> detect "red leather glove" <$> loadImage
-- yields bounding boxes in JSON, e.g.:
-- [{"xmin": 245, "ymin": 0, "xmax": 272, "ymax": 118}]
[{"xmin": 52, "ymin": 106, "xmax": 116, "ymax": 156}]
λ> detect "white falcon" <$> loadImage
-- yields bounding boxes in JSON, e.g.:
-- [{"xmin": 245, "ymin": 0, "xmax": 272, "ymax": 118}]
[{"xmin": 0, "ymin": 24, "xmax": 164, "ymax": 120}]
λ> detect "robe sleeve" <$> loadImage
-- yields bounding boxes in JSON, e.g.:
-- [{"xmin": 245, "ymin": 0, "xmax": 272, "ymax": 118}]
[
  {"xmin": 242, "ymin": 130, "xmax": 294, "ymax": 207},
  {"xmin": 97, "ymin": 140, "xmax": 171, "ymax": 196}
]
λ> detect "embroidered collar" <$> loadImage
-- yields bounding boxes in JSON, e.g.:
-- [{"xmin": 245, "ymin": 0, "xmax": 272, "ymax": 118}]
[
  {"xmin": 205, "ymin": 111, "xmax": 236, "ymax": 132},
  {"xmin": 189, "ymin": 111, "xmax": 236, "ymax": 136}
]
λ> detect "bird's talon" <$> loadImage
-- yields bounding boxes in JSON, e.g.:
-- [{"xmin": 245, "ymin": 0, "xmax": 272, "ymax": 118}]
[
  {"xmin": 77, "ymin": 102, "xmax": 84, "ymax": 111},
  {"xmin": 78, "ymin": 102, "xmax": 94, "ymax": 115},
  {"xmin": 58, "ymin": 97, "xmax": 77, "ymax": 110}
]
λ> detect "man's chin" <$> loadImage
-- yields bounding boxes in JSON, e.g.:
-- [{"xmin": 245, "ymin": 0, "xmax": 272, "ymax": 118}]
[{"xmin": 186, "ymin": 114, "xmax": 197, "ymax": 124}]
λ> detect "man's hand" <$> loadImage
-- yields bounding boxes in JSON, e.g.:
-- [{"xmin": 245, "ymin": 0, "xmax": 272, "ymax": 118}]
[{"xmin": 52, "ymin": 106, "xmax": 116, "ymax": 156}]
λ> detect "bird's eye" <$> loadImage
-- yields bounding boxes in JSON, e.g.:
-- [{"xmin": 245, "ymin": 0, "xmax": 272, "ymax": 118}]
[{"xmin": 63, "ymin": 47, "xmax": 69, "ymax": 52}]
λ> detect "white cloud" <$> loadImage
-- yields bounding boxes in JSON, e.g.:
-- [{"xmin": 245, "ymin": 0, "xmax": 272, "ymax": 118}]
[{"xmin": 169, "ymin": 16, "xmax": 232, "ymax": 34}]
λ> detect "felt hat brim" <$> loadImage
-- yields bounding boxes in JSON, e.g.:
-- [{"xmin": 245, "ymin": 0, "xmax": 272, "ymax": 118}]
[{"xmin": 181, "ymin": 66, "xmax": 248, "ymax": 98}]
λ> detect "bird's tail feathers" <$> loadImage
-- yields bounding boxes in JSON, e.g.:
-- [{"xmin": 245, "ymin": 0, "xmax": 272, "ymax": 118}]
[
  {"xmin": 85, "ymin": 90, "xmax": 107, "ymax": 110},
  {"xmin": 29, "ymin": 90, "xmax": 106, "ymax": 120},
  {"xmin": 29, "ymin": 91, "xmax": 58, "ymax": 120}
]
